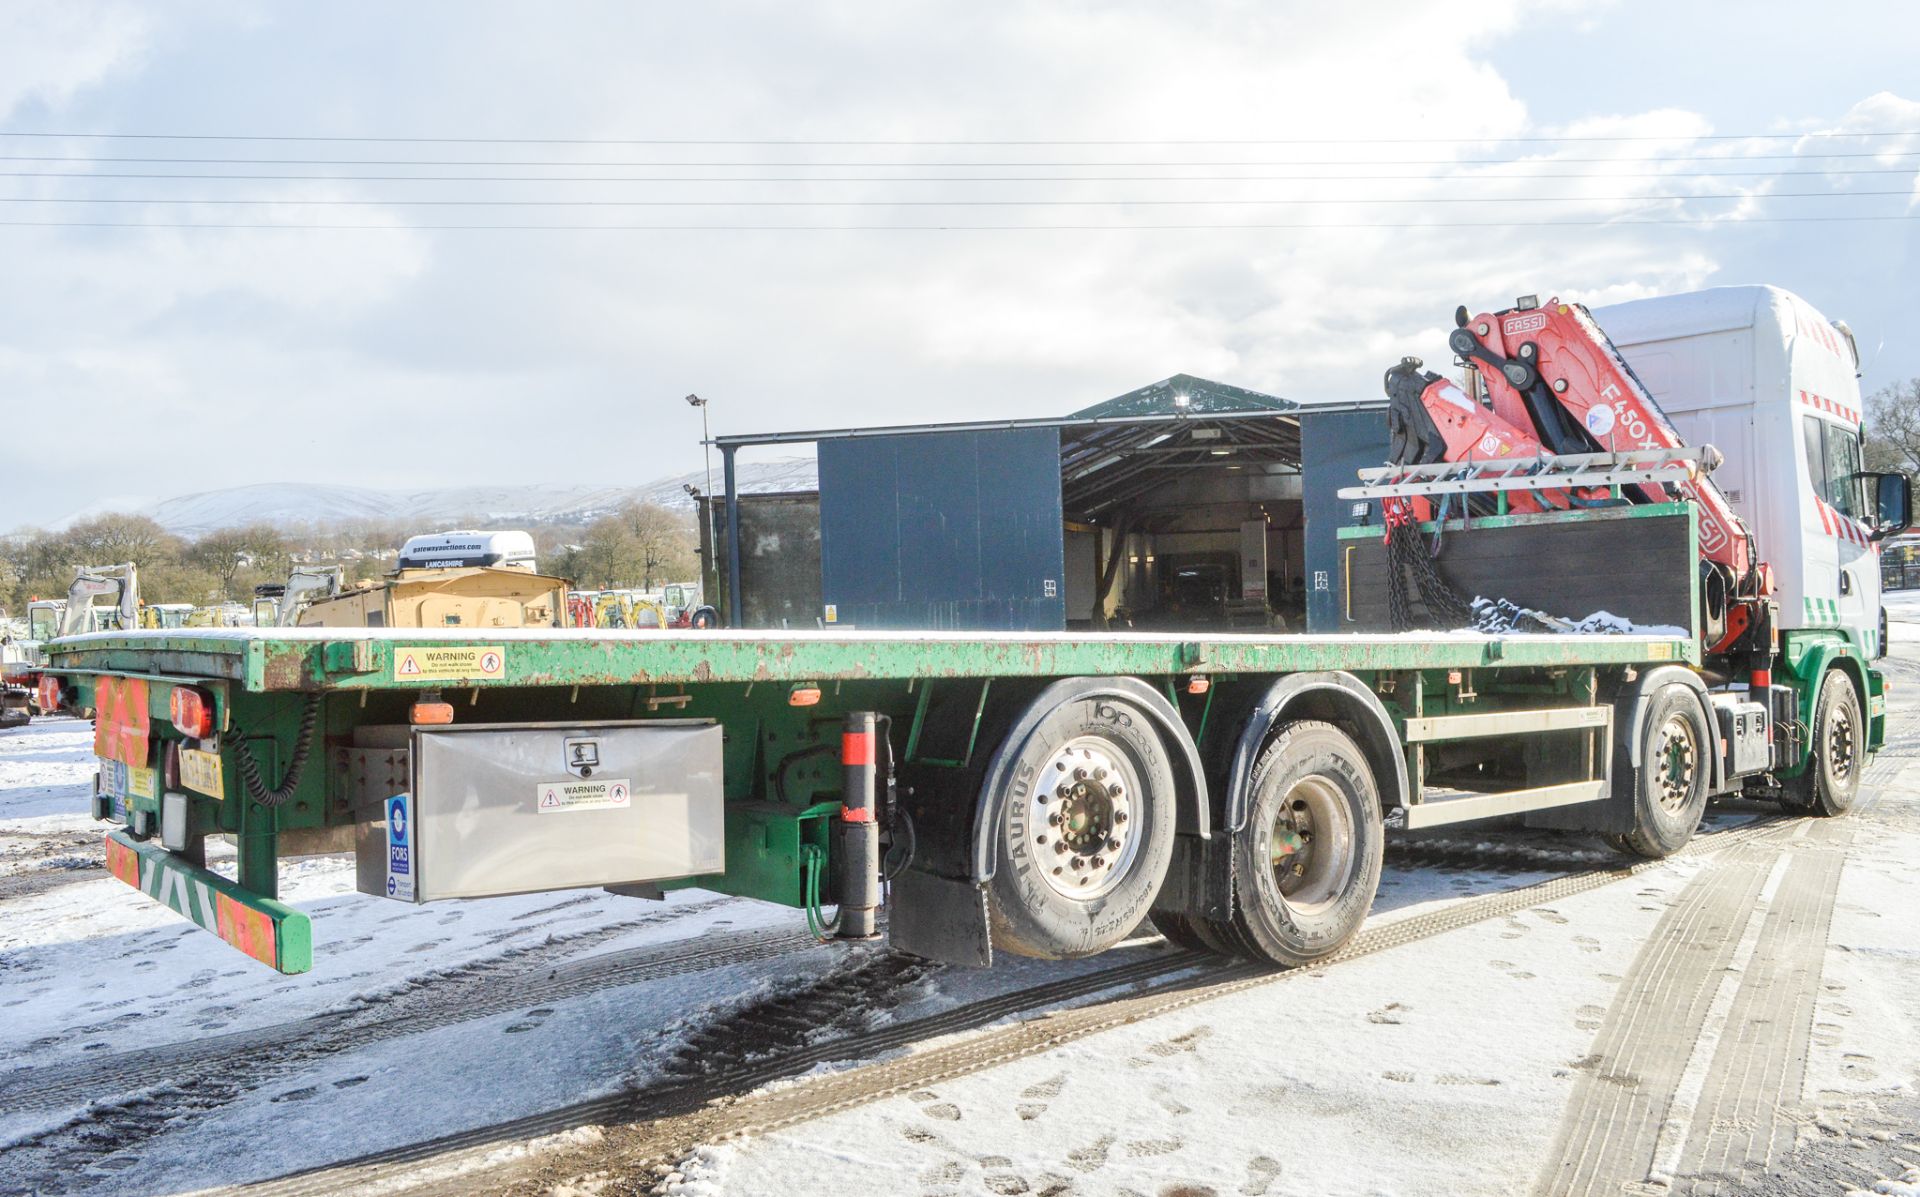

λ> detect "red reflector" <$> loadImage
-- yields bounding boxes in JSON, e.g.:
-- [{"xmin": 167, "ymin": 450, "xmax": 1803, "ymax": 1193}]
[
  {"xmin": 841, "ymin": 730, "xmax": 875, "ymax": 766},
  {"xmin": 789, "ymin": 686, "xmax": 822, "ymax": 707},
  {"xmin": 839, "ymin": 805, "xmax": 875, "ymax": 823},
  {"xmin": 410, "ymin": 701, "xmax": 455, "ymax": 725},
  {"xmin": 168, "ymin": 686, "xmax": 215, "ymax": 739},
  {"xmin": 1749, "ymin": 669, "xmax": 1772, "ymax": 691},
  {"xmin": 37, "ymin": 676, "xmax": 62, "ymax": 712},
  {"xmin": 1185, "ymin": 677, "xmax": 1211, "ymax": 695}
]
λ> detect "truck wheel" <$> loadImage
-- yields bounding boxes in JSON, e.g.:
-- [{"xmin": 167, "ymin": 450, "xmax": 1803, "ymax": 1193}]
[
  {"xmin": 1219, "ymin": 721, "xmax": 1383, "ymax": 967},
  {"xmin": 986, "ymin": 697, "xmax": 1178, "ymax": 960},
  {"xmin": 1148, "ymin": 910, "xmax": 1212, "ymax": 952},
  {"xmin": 1617, "ymin": 684, "xmax": 1711, "ymax": 858},
  {"xmin": 1784, "ymin": 671, "xmax": 1862, "ymax": 817},
  {"xmin": 1147, "ymin": 909, "xmax": 1239, "ymax": 956}
]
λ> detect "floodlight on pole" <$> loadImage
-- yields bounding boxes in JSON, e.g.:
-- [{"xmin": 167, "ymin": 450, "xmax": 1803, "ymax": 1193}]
[{"xmin": 686, "ymin": 394, "xmax": 717, "ymax": 601}]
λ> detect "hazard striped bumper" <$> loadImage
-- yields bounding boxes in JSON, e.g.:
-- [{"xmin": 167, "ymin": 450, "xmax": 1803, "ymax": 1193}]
[{"xmin": 104, "ymin": 831, "xmax": 313, "ymax": 974}]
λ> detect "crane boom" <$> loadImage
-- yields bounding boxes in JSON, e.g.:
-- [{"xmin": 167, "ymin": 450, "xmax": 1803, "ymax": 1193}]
[{"xmin": 1445, "ymin": 296, "xmax": 1756, "ymax": 581}]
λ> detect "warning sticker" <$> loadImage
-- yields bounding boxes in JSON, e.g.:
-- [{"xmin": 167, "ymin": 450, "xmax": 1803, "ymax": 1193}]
[
  {"xmin": 178, "ymin": 747, "xmax": 224, "ymax": 798},
  {"xmin": 536, "ymin": 778, "xmax": 632, "ymax": 814},
  {"xmin": 98, "ymin": 757, "xmax": 157, "ymax": 818},
  {"xmin": 385, "ymin": 794, "xmax": 414, "ymax": 901},
  {"xmin": 391, "ymin": 645, "xmax": 506, "ymax": 682}
]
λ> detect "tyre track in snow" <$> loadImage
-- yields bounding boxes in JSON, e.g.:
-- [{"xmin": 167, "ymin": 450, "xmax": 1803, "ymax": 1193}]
[
  {"xmin": 1531, "ymin": 818, "xmax": 1854, "ymax": 1196},
  {"xmin": 0, "ymin": 899, "xmax": 823, "ymax": 1196},
  {"xmin": 233, "ymin": 816, "xmax": 1798, "ymax": 1197},
  {"xmin": 0, "ymin": 828, "xmax": 105, "ymax": 900},
  {"xmin": 1676, "ymin": 822, "xmax": 1852, "ymax": 1193}
]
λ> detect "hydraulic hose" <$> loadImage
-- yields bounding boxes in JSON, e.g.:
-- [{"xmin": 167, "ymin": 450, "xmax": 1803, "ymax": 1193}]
[{"xmin": 229, "ymin": 694, "xmax": 324, "ymax": 807}]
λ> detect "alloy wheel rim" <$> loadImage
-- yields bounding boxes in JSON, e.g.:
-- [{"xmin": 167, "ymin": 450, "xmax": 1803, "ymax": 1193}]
[
  {"xmin": 1828, "ymin": 703, "xmax": 1856, "ymax": 781},
  {"xmin": 1654, "ymin": 715, "xmax": 1698, "ymax": 814},
  {"xmin": 1029, "ymin": 737, "xmax": 1143, "ymax": 901}
]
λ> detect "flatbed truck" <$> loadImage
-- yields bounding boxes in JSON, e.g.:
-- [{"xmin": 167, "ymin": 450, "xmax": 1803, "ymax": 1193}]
[{"xmin": 36, "ymin": 284, "xmax": 1912, "ymax": 974}]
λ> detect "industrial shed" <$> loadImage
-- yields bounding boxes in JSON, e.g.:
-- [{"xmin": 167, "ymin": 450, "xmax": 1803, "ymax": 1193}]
[{"xmin": 704, "ymin": 375, "xmax": 1385, "ymax": 632}]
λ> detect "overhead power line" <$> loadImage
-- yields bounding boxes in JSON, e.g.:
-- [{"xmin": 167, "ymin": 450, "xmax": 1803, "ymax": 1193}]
[
  {"xmin": 3, "ymin": 214, "xmax": 1914, "ymax": 232},
  {"xmin": 1, "ymin": 190, "xmax": 1904, "ymax": 207},
  {"xmin": 0, "ymin": 152, "xmax": 1914, "ymax": 168},
  {"xmin": 1, "ymin": 130, "xmax": 1916, "ymax": 146},
  {"xmin": 4, "ymin": 167, "xmax": 1914, "ymax": 183}
]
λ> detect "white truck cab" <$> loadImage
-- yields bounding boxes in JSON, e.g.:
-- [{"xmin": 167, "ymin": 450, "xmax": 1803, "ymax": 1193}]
[{"xmin": 1594, "ymin": 285, "xmax": 1909, "ymax": 658}]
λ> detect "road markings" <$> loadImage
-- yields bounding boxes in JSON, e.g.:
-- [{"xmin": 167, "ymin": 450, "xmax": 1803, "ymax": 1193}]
[
  {"xmin": 1534, "ymin": 819, "xmax": 1852, "ymax": 1196},
  {"xmin": 1646, "ymin": 853, "xmax": 1791, "ymax": 1185},
  {"xmin": 1676, "ymin": 824, "xmax": 1852, "ymax": 1192}
]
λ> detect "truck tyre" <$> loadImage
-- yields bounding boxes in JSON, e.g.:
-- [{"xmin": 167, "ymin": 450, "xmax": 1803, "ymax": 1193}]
[
  {"xmin": 985, "ymin": 695, "xmax": 1178, "ymax": 960},
  {"xmin": 1218, "ymin": 721, "xmax": 1383, "ymax": 967},
  {"xmin": 1147, "ymin": 909, "xmax": 1240, "ymax": 956},
  {"xmin": 1617, "ymin": 684, "xmax": 1711, "ymax": 858},
  {"xmin": 1148, "ymin": 910, "xmax": 1212, "ymax": 952},
  {"xmin": 1784, "ymin": 670, "xmax": 1862, "ymax": 817}
]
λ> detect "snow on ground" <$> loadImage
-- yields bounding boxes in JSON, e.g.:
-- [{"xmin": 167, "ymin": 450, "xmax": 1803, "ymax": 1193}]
[
  {"xmin": 0, "ymin": 718, "xmax": 97, "ymax": 826},
  {"xmin": 1885, "ymin": 587, "xmax": 1920, "ymax": 627},
  {"xmin": 3, "ymin": 656, "xmax": 1917, "ymax": 1195},
  {"xmin": 675, "ymin": 854, "xmax": 1700, "ymax": 1197},
  {"xmin": 654, "ymin": 653, "xmax": 1920, "ymax": 1197}
]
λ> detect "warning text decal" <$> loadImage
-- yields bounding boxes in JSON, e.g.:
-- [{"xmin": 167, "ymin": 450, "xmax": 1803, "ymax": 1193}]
[
  {"xmin": 392, "ymin": 645, "xmax": 507, "ymax": 682},
  {"xmin": 535, "ymin": 778, "xmax": 632, "ymax": 814}
]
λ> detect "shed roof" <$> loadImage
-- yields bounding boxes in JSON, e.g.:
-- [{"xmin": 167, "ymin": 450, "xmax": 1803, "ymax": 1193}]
[
  {"xmin": 713, "ymin": 374, "xmax": 1310, "ymax": 523},
  {"xmin": 1068, "ymin": 373, "xmax": 1294, "ymax": 420}
]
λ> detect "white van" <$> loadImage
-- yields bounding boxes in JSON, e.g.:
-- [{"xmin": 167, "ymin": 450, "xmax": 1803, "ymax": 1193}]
[{"xmin": 396, "ymin": 530, "xmax": 539, "ymax": 573}]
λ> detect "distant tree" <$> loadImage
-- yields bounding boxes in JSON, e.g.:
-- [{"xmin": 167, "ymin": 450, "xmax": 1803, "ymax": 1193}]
[
  {"xmin": 576, "ymin": 503, "xmax": 696, "ymax": 590},
  {"xmin": 191, "ymin": 523, "xmax": 290, "ymax": 598},
  {"xmin": 64, "ymin": 513, "xmax": 178, "ymax": 569},
  {"xmin": 1865, "ymin": 378, "xmax": 1920, "ymax": 473}
]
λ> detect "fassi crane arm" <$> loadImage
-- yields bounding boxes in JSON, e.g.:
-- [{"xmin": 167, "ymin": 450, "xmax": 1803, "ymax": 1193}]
[
  {"xmin": 1384, "ymin": 297, "xmax": 1758, "ymax": 586},
  {"xmin": 1444, "ymin": 297, "xmax": 1756, "ymax": 582}
]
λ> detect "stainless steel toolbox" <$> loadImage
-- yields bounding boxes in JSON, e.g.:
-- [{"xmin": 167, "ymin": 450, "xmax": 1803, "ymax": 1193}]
[{"xmin": 355, "ymin": 720, "xmax": 724, "ymax": 902}]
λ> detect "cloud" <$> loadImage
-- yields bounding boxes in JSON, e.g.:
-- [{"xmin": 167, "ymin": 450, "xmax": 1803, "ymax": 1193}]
[
  {"xmin": 0, "ymin": 2, "xmax": 154, "ymax": 119},
  {"xmin": 0, "ymin": 2, "xmax": 1913, "ymax": 527}
]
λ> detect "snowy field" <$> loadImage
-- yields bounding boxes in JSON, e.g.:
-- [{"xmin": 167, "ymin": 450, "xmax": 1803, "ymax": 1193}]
[{"xmin": 1, "ymin": 644, "xmax": 1917, "ymax": 1195}]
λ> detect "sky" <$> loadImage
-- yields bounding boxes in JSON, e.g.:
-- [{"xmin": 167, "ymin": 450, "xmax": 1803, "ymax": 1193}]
[{"xmin": 0, "ymin": 0, "xmax": 1915, "ymax": 528}]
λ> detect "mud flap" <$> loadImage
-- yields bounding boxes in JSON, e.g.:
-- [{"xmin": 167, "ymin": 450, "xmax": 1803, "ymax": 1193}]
[
  {"xmin": 1148, "ymin": 834, "xmax": 1235, "ymax": 923},
  {"xmin": 889, "ymin": 867, "xmax": 992, "ymax": 968}
]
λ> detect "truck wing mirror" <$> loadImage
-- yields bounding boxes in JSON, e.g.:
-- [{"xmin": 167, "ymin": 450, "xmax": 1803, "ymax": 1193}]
[{"xmin": 1868, "ymin": 472, "xmax": 1913, "ymax": 541}]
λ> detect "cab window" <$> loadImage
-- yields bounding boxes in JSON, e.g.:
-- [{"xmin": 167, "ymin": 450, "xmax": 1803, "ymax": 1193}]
[
  {"xmin": 28, "ymin": 609, "xmax": 55, "ymax": 641},
  {"xmin": 1803, "ymin": 415, "xmax": 1865, "ymax": 518},
  {"xmin": 1824, "ymin": 423, "xmax": 1864, "ymax": 518}
]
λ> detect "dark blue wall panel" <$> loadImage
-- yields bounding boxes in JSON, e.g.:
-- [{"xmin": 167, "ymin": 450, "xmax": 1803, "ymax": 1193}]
[
  {"xmin": 819, "ymin": 428, "xmax": 1066, "ymax": 630},
  {"xmin": 1302, "ymin": 406, "xmax": 1388, "ymax": 633}
]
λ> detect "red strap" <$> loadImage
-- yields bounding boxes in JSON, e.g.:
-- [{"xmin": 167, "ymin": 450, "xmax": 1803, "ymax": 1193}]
[{"xmin": 841, "ymin": 730, "xmax": 875, "ymax": 767}]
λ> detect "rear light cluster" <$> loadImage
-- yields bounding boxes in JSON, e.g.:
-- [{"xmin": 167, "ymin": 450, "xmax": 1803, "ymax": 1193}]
[{"xmin": 168, "ymin": 686, "xmax": 215, "ymax": 740}]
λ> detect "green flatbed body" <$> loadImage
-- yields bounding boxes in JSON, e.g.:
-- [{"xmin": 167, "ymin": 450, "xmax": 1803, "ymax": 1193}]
[
  {"xmin": 41, "ymin": 624, "xmax": 1700, "ymax": 975},
  {"xmin": 42, "ymin": 624, "xmax": 1698, "ymax": 692}
]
